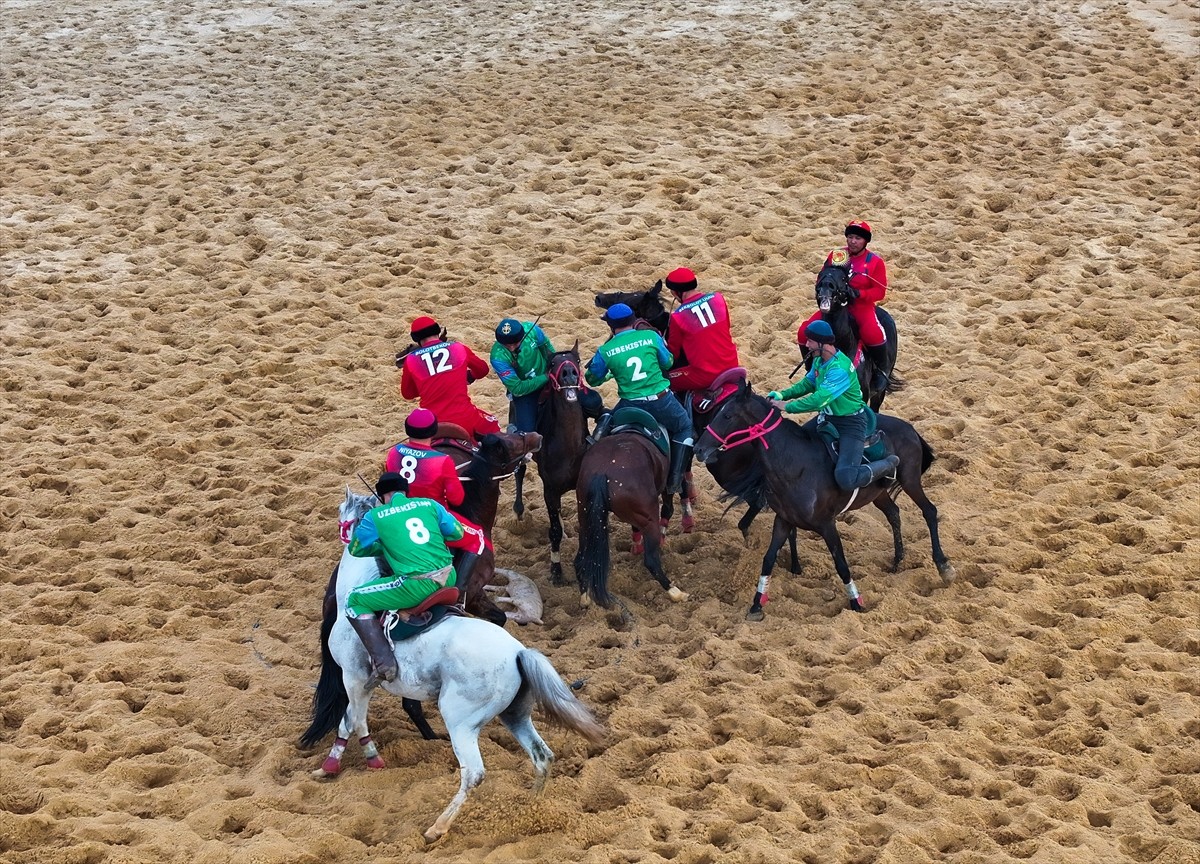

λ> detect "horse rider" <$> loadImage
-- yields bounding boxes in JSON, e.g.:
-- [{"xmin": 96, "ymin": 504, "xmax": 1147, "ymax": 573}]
[
  {"xmin": 661, "ymin": 266, "xmax": 741, "ymax": 396},
  {"xmin": 797, "ymin": 221, "xmax": 890, "ymax": 394},
  {"xmin": 768, "ymin": 319, "xmax": 899, "ymax": 491},
  {"xmin": 399, "ymin": 315, "xmax": 501, "ymax": 442},
  {"xmin": 490, "ymin": 317, "xmax": 606, "ymax": 434},
  {"xmin": 385, "ymin": 408, "xmax": 465, "ymax": 511},
  {"xmin": 346, "ymin": 472, "xmax": 478, "ymax": 690},
  {"xmin": 584, "ymin": 303, "xmax": 694, "ymax": 495}
]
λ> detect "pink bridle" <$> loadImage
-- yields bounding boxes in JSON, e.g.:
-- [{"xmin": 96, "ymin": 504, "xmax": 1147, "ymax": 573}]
[{"xmin": 704, "ymin": 407, "xmax": 784, "ymax": 452}]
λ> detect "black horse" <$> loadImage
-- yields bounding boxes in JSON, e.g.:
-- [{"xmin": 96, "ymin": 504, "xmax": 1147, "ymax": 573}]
[
  {"xmin": 593, "ymin": 285, "xmax": 802, "ymax": 572},
  {"xmin": 695, "ymin": 380, "xmax": 953, "ymax": 619},
  {"xmin": 534, "ymin": 346, "xmax": 592, "ymax": 585},
  {"xmin": 811, "ymin": 263, "xmax": 903, "ymax": 411}
]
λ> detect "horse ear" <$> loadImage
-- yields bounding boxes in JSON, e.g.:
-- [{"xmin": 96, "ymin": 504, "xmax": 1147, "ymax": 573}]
[
  {"xmin": 738, "ymin": 377, "xmax": 751, "ymax": 395},
  {"xmin": 649, "ymin": 281, "xmax": 662, "ymax": 298},
  {"xmin": 571, "ymin": 338, "xmax": 579, "ymax": 353}
]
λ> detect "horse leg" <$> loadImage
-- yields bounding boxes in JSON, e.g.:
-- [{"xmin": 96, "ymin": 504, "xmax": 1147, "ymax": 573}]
[
  {"xmin": 639, "ymin": 518, "xmax": 686, "ymax": 602},
  {"xmin": 403, "ymin": 698, "xmax": 441, "ymax": 742},
  {"xmin": 423, "ymin": 721, "xmax": 487, "ymax": 844},
  {"xmin": 315, "ymin": 676, "xmax": 376, "ymax": 778},
  {"xmin": 546, "ymin": 491, "xmax": 566, "ymax": 586},
  {"xmin": 788, "ymin": 529, "xmax": 801, "ymax": 576},
  {"xmin": 498, "ymin": 691, "xmax": 555, "ymax": 793},
  {"xmin": 659, "ymin": 492, "xmax": 674, "ymax": 534},
  {"xmin": 748, "ymin": 515, "xmax": 791, "ymax": 622},
  {"xmin": 512, "ymin": 461, "xmax": 526, "ymax": 520},
  {"xmin": 631, "ymin": 528, "xmax": 644, "ymax": 556},
  {"xmin": 680, "ymin": 467, "xmax": 695, "ymax": 533},
  {"xmin": 873, "ymin": 495, "xmax": 905, "ymax": 573},
  {"xmin": 901, "ymin": 477, "xmax": 955, "ymax": 585},
  {"xmin": 817, "ymin": 520, "xmax": 866, "ymax": 613}
]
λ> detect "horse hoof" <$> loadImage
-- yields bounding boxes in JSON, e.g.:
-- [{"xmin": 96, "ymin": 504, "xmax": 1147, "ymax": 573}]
[
  {"xmin": 365, "ymin": 754, "xmax": 386, "ymax": 770},
  {"xmin": 666, "ymin": 586, "xmax": 688, "ymax": 602},
  {"xmin": 681, "ymin": 516, "xmax": 694, "ymax": 534},
  {"xmin": 849, "ymin": 597, "xmax": 867, "ymax": 613},
  {"xmin": 746, "ymin": 608, "xmax": 765, "ymax": 622},
  {"xmin": 579, "ymin": 592, "xmax": 591, "ymax": 609},
  {"xmin": 314, "ymin": 758, "xmax": 342, "ymax": 778},
  {"xmin": 938, "ymin": 563, "xmax": 957, "ymax": 585},
  {"xmin": 422, "ymin": 828, "xmax": 444, "ymax": 845}
]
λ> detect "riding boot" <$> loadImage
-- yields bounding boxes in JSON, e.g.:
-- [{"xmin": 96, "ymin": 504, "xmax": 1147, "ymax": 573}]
[
  {"xmin": 585, "ymin": 411, "xmax": 612, "ymax": 446},
  {"xmin": 666, "ymin": 442, "xmax": 692, "ymax": 495},
  {"xmin": 348, "ymin": 614, "xmax": 398, "ymax": 691},
  {"xmin": 865, "ymin": 343, "xmax": 890, "ymax": 394},
  {"xmin": 858, "ymin": 455, "xmax": 900, "ymax": 488},
  {"xmin": 455, "ymin": 552, "xmax": 479, "ymax": 586}
]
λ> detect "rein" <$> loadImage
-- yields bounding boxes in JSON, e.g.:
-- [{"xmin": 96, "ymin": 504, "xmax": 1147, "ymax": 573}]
[
  {"xmin": 548, "ymin": 356, "xmax": 583, "ymax": 393},
  {"xmin": 705, "ymin": 407, "xmax": 784, "ymax": 452}
]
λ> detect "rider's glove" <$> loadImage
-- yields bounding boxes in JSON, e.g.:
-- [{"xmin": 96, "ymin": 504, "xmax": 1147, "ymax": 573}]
[
  {"xmin": 767, "ymin": 391, "xmax": 782, "ymax": 401},
  {"xmin": 847, "ymin": 285, "xmax": 860, "ymax": 300}
]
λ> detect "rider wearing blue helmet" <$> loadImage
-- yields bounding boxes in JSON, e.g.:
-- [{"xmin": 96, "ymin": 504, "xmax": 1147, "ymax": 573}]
[{"xmin": 768, "ymin": 319, "xmax": 898, "ymax": 490}]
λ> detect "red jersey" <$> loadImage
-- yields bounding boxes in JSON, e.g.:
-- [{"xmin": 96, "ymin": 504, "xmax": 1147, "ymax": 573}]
[
  {"xmin": 384, "ymin": 442, "xmax": 465, "ymax": 510},
  {"xmin": 399, "ymin": 340, "xmax": 499, "ymax": 438},
  {"xmin": 666, "ymin": 292, "xmax": 740, "ymax": 393}
]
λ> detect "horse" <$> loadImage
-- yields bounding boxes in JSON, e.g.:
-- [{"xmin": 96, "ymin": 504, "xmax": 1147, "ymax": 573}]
[
  {"xmin": 812, "ymin": 262, "xmax": 903, "ymax": 411},
  {"xmin": 432, "ymin": 428, "xmax": 543, "ymax": 625},
  {"xmin": 302, "ymin": 490, "xmax": 605, "ymax": 844},
  {"xmin": 574, "ymin": 424, "xmax": 689, "ymax": 611},
  {"xmin": 533, "ymin": 346, "xmax": 592, "ymax": 585},
  {"xmin": 593, "ymin": 285, "xmax": 800, "ymax": 571},
  {"xmin": 694, "ymin": 379, "xmax": 954, "ymax": 619}
]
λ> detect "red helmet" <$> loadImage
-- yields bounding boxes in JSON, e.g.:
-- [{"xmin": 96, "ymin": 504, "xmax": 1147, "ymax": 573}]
[
  {"xmin": 845, "ymin": 221, "xmax": 872, "ymax": 243},
  {"xmin": 665, "ymin": 267, "xmax": 698, "ymax": 294}
]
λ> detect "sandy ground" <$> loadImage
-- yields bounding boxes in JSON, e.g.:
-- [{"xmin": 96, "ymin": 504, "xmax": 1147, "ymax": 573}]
[{"xmin": 2, "ymin": 1, "xmax": 1198, "ymax": 862}]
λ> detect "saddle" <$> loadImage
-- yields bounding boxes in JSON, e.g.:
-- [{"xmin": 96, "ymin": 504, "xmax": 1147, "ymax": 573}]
[
  {"xmin": 379, "ymin": 586, "xmax": 466, "ymax": 642},
  {"xmin": 431, "ymin": 422, "xmax": 475, "ymax": 453},
  {"xmin": 605, "ymin": 406, "xmax": 671, "ymax": 457},
  {"xmin": 690, "ymin": 367, "xmax": 747, "ymax": 416},
  {"xmin": 808, "ymin": 413, "xmax": 890, "ymax": 464}
]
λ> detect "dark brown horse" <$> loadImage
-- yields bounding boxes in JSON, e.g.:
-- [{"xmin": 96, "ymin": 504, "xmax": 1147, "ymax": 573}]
[
  {"xmin": 574, "ymin": 429, "xmax": 688, "ymax": 611},
  {"xmin": 695, "ymin": 380, "xmax": 954, "ymax": 619},
  {"xmin": 533, "ymin": 346, "xmax": 591, "ymax": 585},
  {"xmin": 812, "ymin": 262, "xmax": 903, "ymax": 412}
]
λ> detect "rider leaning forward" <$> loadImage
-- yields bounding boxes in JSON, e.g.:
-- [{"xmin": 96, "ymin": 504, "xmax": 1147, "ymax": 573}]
[
  {"xmin": 490, "ymin": 317, "xmax": 605, "ymax": 434},
  {"xmin": 584, "ymin": 303, "xmax": 693, "ymax": 495},
  {"xmin": 769, "ymin": 319, "xmax": 899, "ymax": 491},
  {"xmin": 399, "ymin": 315, "xmax": 500, "ymax": 442},
  {"xmin": 346, "ymin": 472, "xmax": 481, "ymax": 690}
]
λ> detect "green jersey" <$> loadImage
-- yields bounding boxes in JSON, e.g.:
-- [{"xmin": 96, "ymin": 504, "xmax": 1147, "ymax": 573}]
[
  {"xmin": 348, "ymin": 496, "xmax": 464, "ymax": 578},
  {"xmin": 585, "ymin": 328, "xmax": 673, "ymax": 400},
  {"xmin": 490, "ymin": 322, "xmax": 555, "ymax": 398},
  {"xmin": 778, "ymin": 351, "xmax": 864, "ymax": 417}
]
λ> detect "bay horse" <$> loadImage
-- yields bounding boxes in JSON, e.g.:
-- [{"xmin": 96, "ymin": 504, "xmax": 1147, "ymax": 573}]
[
  {"xmin": 303, "ymin": 490, "xmax": 605, "ymax": 844},
  {"xmin": 534, "ymin": 346, "xmax": 591, "ymax": 585},
  {"xmin": 812, "ymin": 262, "xmax": 903, "ymax": 411},
  {"xmin": 574, "ymin": 426, "xmax": 688, "ymax": 611},
  {"xmin": 594, "ymin": 285, "xmax": 799, "ymax": 571},
  {"xmin": 695, "ymin": 379, "xmax": 954, "ymax": 619}
]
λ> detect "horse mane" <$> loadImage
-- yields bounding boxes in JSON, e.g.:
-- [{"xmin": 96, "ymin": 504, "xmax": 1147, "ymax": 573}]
[
  {"xmin": 713, "ymin": 392, "xmax": 822, "ymax": 513},
  {"xmin": 455, "ymin": 445, "xmax": 495, "ymax": 525},
  {"xmin": 341, "ymin": 489, "xmax": 377, "ymax": 524}
]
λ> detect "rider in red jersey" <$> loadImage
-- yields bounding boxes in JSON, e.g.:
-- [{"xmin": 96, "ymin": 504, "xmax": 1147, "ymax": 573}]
[
  {"xmin": 798, "ymin": 221, "xmax": 890, "ymax": 393},
  {"xmin": 384, "ymin": 409, "xmax": 465, "ymax": 510},
  {"xmin": 662, "ymin": 267, "xmax": 741, "ymax": 395},
  {"xmin": 399, "ymin": 316, "xmax": 500, "ymax": 442}
]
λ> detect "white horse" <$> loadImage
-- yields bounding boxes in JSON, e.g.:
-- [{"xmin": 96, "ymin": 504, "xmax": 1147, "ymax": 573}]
[{"xmin": 300, "ymin": 489, "xmax": 605, "ymax": 844}]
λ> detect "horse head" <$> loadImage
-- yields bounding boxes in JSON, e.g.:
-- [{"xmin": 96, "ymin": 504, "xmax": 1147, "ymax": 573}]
[
  {"xmin": 815, "ymin": 263, "xmax": 853, "ymax": 314},
  {"xmin": 547, "ymin": 343, "xmax": 583, "ymax": 403},
  {"xmin": 694, "ymin": 378, "xmax": 779, "ymax": 465},
  {"xmin": 477, "ymin": 430, "xmax": 543, "ymax": 477},
  {"xmin": 339, "ymin": 486, "xmax": 377, "ymax": 543},
  {"xmin": 594, "ymin": 283, "xmax": 670, "ymax": 335}
]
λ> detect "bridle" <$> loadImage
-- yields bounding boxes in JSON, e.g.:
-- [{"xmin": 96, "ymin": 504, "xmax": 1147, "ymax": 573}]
[
  {"xmin": 702, "ymin": 402, "xmax": 785, "ymax": 452},
  {"xmin": 459, "ymin": 430, "xmax": 542, "ymax": 482},
  {"xmin": 548, "ymin": 354, "xmax": 583, "ymax": 395},
  {"xmin": 338, "ymin": 498, "xmax": 375, "ymax": 544}
]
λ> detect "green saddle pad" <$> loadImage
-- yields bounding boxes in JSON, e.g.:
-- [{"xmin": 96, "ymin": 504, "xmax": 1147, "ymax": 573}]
[
  {"xmin": 609, "ymin": 406, "xmax": 671, "ymax": 457},
  {"xmin": 385, "ymin": 605, "xmax": 454, "ymax": 642},
  {"xmin": 814, "ymin": 410, "xmax": 887, "ymax": 461}
]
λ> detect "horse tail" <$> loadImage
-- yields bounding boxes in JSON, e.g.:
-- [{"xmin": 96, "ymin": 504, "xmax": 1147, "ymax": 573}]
[
  {"xmin": 299, "ymin": 591, "xmax": 349, "ymax": 749},
  {"xmin": 889, "ymin": 430, "xmax": 936, "ymax": 497},
  {"xmin": 516, "ymin": 649, "xmax": 606, "ymax": 744},
  {"xmin": 580, "ymin": 473, "xmax": 613, "ymax": 608}
]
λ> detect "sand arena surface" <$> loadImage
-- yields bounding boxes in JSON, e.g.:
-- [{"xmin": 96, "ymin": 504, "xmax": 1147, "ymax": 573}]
[{"xmin": 2, "ymin": 1, "xmax": 1198, "ymax": 862}]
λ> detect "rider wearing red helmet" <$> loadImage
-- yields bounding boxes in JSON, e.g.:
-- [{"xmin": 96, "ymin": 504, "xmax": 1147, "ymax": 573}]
[
  {"xmin": 398, "ymin": 316, "xmax": 501, "ymax": 442},
  {"xmin": 798, "ymin": 221, "xmax": 890, "ymax": 393},
  {"xmin": 662, "ymin": 267, "xmax": 741, "ymax": 395}
]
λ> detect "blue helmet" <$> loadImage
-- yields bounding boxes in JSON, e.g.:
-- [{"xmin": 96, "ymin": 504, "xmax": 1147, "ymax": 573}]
[
  {"xmin": 804, "ymin": 319, "xmax": 836, "ymax": 345},
  {"xmin": 602, "ymin": 303, "xmax": 635, "ymax": 326}
]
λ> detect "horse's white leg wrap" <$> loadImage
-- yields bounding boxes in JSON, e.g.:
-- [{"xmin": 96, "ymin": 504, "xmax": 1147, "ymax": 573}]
[
  {"xmin": 844, "ymin": 580, "xmax": 861, "ymax": 602},
  {"xmin": 360, "ymin": 735, "xmax": 385, "ymax": 770},
  {"xmin": 550, "ymin": 551, "xmax": 560, "ymax": 565}
]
